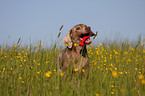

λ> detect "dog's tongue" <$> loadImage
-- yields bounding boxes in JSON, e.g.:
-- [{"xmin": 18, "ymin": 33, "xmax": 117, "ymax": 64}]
[{"xmin": 79, "ymin": 35, "xmax": 90, "ymax": 46}]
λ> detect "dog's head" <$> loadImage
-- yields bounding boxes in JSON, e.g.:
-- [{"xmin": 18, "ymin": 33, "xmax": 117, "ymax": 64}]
[{"xmin": 62, "ymin": 24, "xmax": 95, "ymax": 48}]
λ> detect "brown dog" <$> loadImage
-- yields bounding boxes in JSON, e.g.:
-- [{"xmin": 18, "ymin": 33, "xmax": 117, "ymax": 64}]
[{"xmin": 57, "ymin": 24, "xmax": 95, "ymax": 74}]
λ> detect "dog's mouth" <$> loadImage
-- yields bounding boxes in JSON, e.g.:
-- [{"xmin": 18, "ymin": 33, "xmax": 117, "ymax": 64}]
[{"xmin": 79, "ymin": 33, "xmax": 91, "ymax": 45}]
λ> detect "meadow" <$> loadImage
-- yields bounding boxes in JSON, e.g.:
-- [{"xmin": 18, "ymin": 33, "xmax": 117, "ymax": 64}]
[{"xmin": 0, "ymin": 38, "xmax": 145, "ymax": 96}]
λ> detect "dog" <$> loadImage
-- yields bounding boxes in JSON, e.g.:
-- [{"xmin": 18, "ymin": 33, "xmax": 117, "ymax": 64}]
[{"xmin": 57, "ymin": 24, "xmax": 95, "ymax": 74}]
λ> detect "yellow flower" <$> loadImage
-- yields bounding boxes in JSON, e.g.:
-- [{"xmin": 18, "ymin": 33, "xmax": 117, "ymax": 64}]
[
  {"xmin": 57, "ymin": 41, "xmax": 59, "ymax": 43},
  {"xmin": 3, "ymin": 67, "xmax": 5, "ymax": 71},
  {"xmin": 24, "ymin": 60, "xmax": 26, "ymax": 62},
  {"xmin": 21, "ymin": 81, "xmax": 24, "ymax": 83},
  {"xmin": 115, "ymin": 51, "xmax": 118, "ymax": 55},
  {"xmin": 125, "ymin": 71, "xmax": 128, "ymax": 74},
  {"xmin": 111, "ymin": 92, "xmax": 114, "ymax": 94},
  {"xmin": 56, "ymin": 87, "xmax": 59, "ymax": 90},
  {"xmin": 109, "ymin": 68, "xmax": 113, "ymax": 71},
  {"xmin": 110, "ymin": 63, "xmax": 113, "ymax": 67},
  {"xmin": 82, "ymin": 69, "xmax": 85, "ymax": 72},
  {"xmin": 38, "ymin": 63, "xmax": 40, "ymax": 65},
  {"xmin": 96, "ymin": 93, "xmax": 99, "ymax": 96},
  {"xmin": 99, "ymin": 43, "xmax": 103, "ymax": 46},
  {"xmin": 119, "ymin": 72, "xmax": 123, "ymax": 75},
  {"xmin": 104, "ymin": 60, "xmax": 106, "ymax": 62},
  {"xmin": 128, "ymin": 59, "xmax": 131, "ymax": 62},
  {"xmin": 74, "ymin": 68, "xmax": 79, "ymax": 72},
  {"xmin": 96, "ymin": 51, "xmax": 99, "ymax": 54},
  {"xmin": 130, "ymin": 48, "xmax": 134, "ymax": 51},
  {"xmin": 25, "ymin": 53, "xmax": 28, "ymax": 55},
  {"xmin": 33, "ymin": 60, "xmax": 36, "ymax": 62},
  {"xmin": 53, "ymin": 69, "xmax": 56, "ymax": 72},
  {"xmin": 139, "ymin": 74, "xmax": 144, "ymax": 79},
  {"xmin": 112, "ymin": 71, "xmax": 117, "ymax": 77},
  {"xmin": 22, "ymin": 50, "xmax": 24, "ymax": 53},
  {"xmin": 45, "ymin": 71, "xmax": 52, "ymax": 77},
  {"xmin": 14, "ymin": 45, "xmax": 17, "ymax": 48},
  {"xmin": 41, "ymin": 43, "xmax": 44, "ymax": 47},
  {"xmin": 37, "ymin": 71, "xmax": 41, "ymax": 74},
  {"xmin": 94, "ymin": 63, "xmax": 97, "ymax": 65},
  {"xmin": 74, "ymin": 43, "xmax": 77, "ymax": 46},
  {"xmin": 74, "ymin": 43, "xmax": 79, "ymax": 46},
  {"xmin": 60, "ymin": 72, "xmax": 63, "ymax": 77},
  {"xmin": 142, "ymin": 79, "xmax": 145, "ymax": 84},
  {"xmin": 35, "ymin": 44, "xmax": 37, "ymax": 47},
  {"xmin": 124, "ymin": 52, "xmax": 128, "ymax": 55},
  {"xmin": 65, "ymin": 44, "xmax": 68, "ymax": 46},
  {"xmin": 111, "ymin": 85, "xmax": 114, "ymax": 87},
  {"xmin": 18, "ymin": 53, "xmax": 21, "ymax": 55},
  {"xmin": 19, "ymin": 77, "xmax": 22, "ymax": 80}
]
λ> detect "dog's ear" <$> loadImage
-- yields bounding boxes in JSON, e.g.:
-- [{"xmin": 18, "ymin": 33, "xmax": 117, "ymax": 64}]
[{"xmin": 62, "ymin": 30, "xmax": 73, "ymax": 48}]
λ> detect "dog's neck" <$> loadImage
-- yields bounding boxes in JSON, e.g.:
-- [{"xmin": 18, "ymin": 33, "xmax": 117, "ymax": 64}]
[{"xmin": 68, "ymin": 44, "xmax": 87, "ymax": 57}]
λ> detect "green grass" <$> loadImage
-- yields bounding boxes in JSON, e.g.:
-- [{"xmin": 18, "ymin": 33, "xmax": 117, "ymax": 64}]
[{"xmin": 0, "ymin": 39, "xmax": 145, "ymax": 96}]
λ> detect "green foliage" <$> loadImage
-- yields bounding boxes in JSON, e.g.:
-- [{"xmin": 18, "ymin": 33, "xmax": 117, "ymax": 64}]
[{"xmin": 0, "ymin": 39, "xmax": 145, "ymax": 96}]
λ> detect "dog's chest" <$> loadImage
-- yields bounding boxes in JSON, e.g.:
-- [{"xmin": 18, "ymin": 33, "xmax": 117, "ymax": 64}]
[{"xmin": 67, "ymin": 52, "xmax": 89, "ymax": 69}]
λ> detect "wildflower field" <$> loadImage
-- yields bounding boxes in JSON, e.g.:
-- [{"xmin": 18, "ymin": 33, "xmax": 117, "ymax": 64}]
[{"xmin": 0, "ymin": 38, "xmax": 145, "ymax": 96}]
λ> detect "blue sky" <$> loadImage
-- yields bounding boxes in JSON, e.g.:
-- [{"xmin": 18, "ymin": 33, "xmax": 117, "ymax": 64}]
[{"xmin": 0, "ymin": 0, "xmax": 145, "ymax": 46}]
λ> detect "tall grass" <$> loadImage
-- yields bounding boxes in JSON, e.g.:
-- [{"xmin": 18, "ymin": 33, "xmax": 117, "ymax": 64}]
[{"xmin": 0, "ymin": 38, "xmax": 145, "ymax": 96}]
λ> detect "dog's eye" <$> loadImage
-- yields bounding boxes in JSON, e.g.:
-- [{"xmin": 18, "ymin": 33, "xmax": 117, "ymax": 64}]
[
  {"xmin": 85, "ymin": 27, "xmax": 90, "ymax": 31},
  {"xmin": 76, "ymin": 27, "xmax": 81, "ymax": 30}
]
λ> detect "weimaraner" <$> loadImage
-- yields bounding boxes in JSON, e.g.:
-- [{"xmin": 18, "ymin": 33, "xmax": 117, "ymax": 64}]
[{"xmin": 57, "ymin": 24, "xmax": 95, "ymax": 74}]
